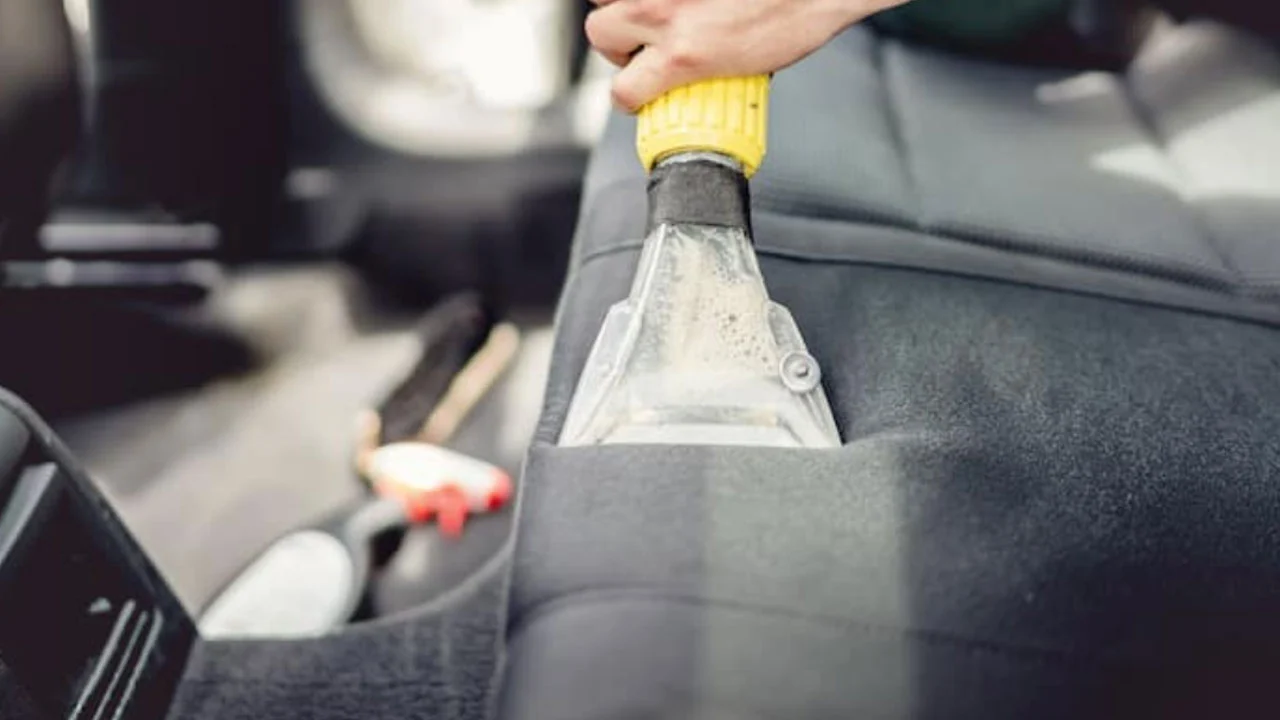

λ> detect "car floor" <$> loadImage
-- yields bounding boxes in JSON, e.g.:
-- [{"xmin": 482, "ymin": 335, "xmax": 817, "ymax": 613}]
[{"xmin": 49, "ymin": 264, "xmax": 553, "ymax": 617}]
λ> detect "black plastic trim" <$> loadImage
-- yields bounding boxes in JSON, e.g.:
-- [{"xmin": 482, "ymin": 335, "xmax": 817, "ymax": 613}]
[{"xmin": 0, "ymin": 388, "xmax": 195, "ymax": 720}]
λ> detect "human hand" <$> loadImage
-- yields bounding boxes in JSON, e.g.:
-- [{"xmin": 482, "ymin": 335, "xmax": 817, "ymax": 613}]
[{"xmin": 586, "ymin": 0, "xmax": 910, "ymax": 111}]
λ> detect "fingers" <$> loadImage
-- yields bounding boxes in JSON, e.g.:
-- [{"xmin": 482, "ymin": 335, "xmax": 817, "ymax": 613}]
[
  {"xmin": 610, "ymin": 45, "xmax": 698, "ymax": 112},
  {"xmin": 598, "ymin": 49, "xmax": 631, "ymax": 68},
  {"xmin": 584, "ymin": 3, "xmax": 649, "ymax": 64},
  {"xmin": 586, "ymin": 0, "xmax": 694, "ymax": 108}
]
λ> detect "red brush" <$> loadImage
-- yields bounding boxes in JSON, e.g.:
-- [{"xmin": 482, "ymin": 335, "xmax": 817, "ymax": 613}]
[{"xmin": 355, "ymin": 321, "xmax": 521, "ymax": 537}]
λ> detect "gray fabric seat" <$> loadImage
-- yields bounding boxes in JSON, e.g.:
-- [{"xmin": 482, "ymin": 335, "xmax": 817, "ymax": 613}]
[{"xmin": 502, "ymin": 20, "xmax": 1280, "ymax": 720}]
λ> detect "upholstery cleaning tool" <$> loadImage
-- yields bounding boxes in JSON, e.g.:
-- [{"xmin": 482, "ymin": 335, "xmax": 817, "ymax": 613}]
[
  {"xmin": 354, "ymin": 318, "xmax": 519, "ymax": 537},
  {"xmin": 201, "ymin": 299, "xmax": 518, "ymax": 638},
  {"xmin": 559, "ymin": 76, "xmax": 841, "ymax": 448}
]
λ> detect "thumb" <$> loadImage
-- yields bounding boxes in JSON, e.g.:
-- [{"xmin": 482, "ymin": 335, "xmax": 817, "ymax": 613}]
[{"xmin": 611, "ymin": 47, "xmax": 696, "ymax": 113}]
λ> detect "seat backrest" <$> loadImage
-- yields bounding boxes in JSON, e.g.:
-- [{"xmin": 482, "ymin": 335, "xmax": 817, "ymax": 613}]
[{"xmin": 0, "ymin": 0, "xmax": 78, "ymax": 249}]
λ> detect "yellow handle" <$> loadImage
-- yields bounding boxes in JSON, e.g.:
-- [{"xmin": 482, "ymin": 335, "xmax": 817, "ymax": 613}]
[{"xmin": 636, "ymin": 75, "xmax": 769, "ymax": 178}]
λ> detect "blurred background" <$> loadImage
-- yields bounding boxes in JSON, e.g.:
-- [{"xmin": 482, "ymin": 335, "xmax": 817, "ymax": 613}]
[{"xmin": 0, "ymin": 0, "xmax": 609, "ymax": 618}]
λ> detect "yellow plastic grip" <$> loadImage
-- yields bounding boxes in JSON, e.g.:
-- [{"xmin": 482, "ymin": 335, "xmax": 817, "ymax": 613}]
[{"xmin": 636, "ymin": 75, "xmax": 769, "ymax": 178}]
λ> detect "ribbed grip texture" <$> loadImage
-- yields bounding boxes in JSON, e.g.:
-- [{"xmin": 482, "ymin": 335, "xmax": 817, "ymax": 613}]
[{"xmin": 636, "ymin": 75, "xmax": 769, "ymax": 177}]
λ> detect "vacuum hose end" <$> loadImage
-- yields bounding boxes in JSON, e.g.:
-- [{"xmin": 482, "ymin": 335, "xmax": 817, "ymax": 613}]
[{"xmin": 636, "ymin": 75, "xmax": 769, "ymax": 177}]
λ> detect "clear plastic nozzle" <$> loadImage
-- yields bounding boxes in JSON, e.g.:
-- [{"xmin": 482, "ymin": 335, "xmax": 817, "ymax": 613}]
[{"xmin": 558, "ymin": 221, "xmax": 841, "ymax": 448}]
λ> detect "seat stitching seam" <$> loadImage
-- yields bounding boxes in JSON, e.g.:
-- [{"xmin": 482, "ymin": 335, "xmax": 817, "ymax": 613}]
[
  {"xmin": 579, "ymin": 184, "xmax": 1237, "ymax": 287},
  {"xmin": 575, "ymin": 210, "xmax": 1240, "ymax": 292}
]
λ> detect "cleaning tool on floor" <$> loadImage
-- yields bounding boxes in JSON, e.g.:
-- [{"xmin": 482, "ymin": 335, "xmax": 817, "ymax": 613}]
[
  {"xmin": 354, "ymin": 305, "xmax": 520, "ymax": 538},
  {"xmin": 200, "ymin": 296, "xmax": 518, "ymax": 638},
  {"xmin": 559, "ymin": 76, "xmax": 841, "ymax": 448}
]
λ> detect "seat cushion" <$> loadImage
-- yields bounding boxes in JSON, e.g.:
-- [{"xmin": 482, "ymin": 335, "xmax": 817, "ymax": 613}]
[
  {"xmin": 507, "ymin": 258, "xmax": 1280, "ymax": 719},
  {"xmin": 504, "ymin": 20, "xmax": 1280, "ymax": 720}
]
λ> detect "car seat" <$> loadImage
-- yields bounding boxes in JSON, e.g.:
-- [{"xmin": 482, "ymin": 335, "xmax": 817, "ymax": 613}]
[{"xmin": 499, "ymin": 17, "xmax": 1280, "ymax": 720}]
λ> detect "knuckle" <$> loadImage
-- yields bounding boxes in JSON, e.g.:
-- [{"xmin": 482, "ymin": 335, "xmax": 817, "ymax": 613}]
[{"xmin": 665, "ymin": 41, "xmax": 703, "ymax": 72}]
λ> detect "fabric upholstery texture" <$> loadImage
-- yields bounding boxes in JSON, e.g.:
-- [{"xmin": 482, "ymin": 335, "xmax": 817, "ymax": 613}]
[
  {"xmin": 507, "ymin": 256, "xmax": 1280, "ymax": 719},
  {"xmin": 503, "ymin": 19, "xmax": 1280, "ymax": 720}
]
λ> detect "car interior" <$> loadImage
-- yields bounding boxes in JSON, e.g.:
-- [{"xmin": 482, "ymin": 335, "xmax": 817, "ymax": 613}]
[{"xmin": 2, "ymin": 0, "xmax": 1280, "ymax": 718}]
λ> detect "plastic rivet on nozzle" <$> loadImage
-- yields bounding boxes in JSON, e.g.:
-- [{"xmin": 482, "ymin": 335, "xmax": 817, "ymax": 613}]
[{"xmin": 780, "ymin": 351, "xmax": 822, "ymax": 394}]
